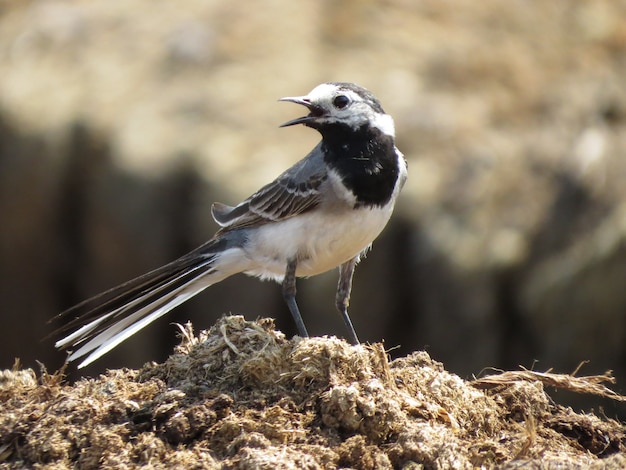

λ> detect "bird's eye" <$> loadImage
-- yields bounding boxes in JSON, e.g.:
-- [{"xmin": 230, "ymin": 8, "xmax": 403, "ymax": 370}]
[{"xmin": 333, "ymin": 95, "xmax": 350, "ymax": 109}]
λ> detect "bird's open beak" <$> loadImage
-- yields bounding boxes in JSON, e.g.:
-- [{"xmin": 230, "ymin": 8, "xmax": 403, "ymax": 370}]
[{"xmin": 279, "ymin": 96, "xmax": 324, "ymax": 127}]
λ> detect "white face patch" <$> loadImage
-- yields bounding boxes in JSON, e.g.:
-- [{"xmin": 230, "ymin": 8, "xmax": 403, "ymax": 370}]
[
  {"xmin": 304, "ymin": 83, "xmax": 396, "ymax": 136},
  {"xmin": 306, "ymin": 83, "xmax": 341, "ymax": 102},
  {"xmin": 371, "ymin": 113, "xmax": 395, "ymax": 137}
]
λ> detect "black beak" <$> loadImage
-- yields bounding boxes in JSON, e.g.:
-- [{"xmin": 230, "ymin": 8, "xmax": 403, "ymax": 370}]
[{"xmin": 279, "ymin": 96, "xmax": 324, "ymax": 127}]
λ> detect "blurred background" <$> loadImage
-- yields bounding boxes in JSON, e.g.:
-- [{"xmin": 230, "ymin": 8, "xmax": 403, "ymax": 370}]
[{"xmin": 1, "ymin": 0, "xmax": 625, "ymax": 416}]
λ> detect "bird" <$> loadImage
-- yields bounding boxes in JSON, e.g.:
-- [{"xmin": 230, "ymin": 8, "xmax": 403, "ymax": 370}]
[{"xmin": 50, "ymin": 82, "xmax": 408, "ymax": 368}]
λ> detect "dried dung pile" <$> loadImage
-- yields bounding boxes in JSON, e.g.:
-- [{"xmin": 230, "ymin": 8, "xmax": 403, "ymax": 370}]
[{"xmin": 1, "ymin": 315, "xmax": 625, "ymax": 469}]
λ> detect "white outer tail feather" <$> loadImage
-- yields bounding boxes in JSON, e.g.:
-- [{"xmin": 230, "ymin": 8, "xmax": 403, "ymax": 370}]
[
  {"xmin": 72, "ymin": 289, "xmax": 200, "ymax": 368},
  {"xmin": 57, "ymin": 262, "xmax": 233, "ymax": 368}
]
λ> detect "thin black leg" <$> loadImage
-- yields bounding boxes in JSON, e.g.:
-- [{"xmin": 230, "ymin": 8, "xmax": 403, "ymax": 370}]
[
  {"xmin": 282, "ymin": 258, "xmax": 309, "ymax": 338},
  {"xmin": 336, "ymin": 256, "xmax": 360, "ymax": 345}
]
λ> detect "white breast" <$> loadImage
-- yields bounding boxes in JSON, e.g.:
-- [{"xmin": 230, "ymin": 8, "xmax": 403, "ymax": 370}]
[{"xmin": 241, "ymin": 203, "xmax": 394, "ymax": 281}]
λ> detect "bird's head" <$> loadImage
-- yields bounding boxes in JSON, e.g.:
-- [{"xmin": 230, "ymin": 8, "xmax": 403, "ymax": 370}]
[{"xmin": 279, "ymin": 82, "xmax": 395, "ymax": 137}]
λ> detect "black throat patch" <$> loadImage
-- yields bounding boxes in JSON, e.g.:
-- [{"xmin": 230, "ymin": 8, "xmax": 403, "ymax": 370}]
[{"xmin": 320, "ymin": 123, "xmax": 399, "ymax": 208}]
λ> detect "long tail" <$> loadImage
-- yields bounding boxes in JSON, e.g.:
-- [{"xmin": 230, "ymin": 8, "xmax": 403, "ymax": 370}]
[{"xmin": 49, "ymin": 236, "xmax": 240, "ymax": 368}]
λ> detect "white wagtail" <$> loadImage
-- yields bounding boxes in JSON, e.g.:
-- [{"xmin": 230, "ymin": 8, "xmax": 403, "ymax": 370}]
[{"xmin": 51, "ymin": 82, "xmax": 408, "ymax": 368}]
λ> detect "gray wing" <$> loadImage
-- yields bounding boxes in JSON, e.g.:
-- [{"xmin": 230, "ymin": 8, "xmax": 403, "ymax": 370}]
[{"xmin": 211, "ymin": 142, "xmax": 327, "ymax": 231}]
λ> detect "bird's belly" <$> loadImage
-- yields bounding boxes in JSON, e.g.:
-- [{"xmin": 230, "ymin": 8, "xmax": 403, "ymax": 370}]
[{"xmin": 242, "ymin": 206, "xmax": 393, "ymax": 280}]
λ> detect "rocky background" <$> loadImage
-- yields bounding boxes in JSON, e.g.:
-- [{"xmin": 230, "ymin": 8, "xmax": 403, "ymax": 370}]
[{"xmin": 1, "ymin": 0, "xmax": 625, "ymax": 417}]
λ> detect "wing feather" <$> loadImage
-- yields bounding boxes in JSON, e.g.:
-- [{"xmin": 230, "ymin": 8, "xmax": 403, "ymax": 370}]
[{"xmin": 213, "ymin": 143, "xmax": 327, "ymax": 231}]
